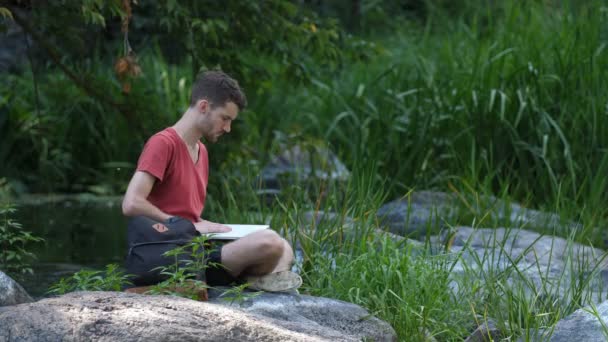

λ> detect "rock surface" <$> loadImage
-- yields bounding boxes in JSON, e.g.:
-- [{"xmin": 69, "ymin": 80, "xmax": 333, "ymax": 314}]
[
  {"xmin": 0, "ymin": 291, "xmax": 396, "ymax": 342},
  {"xmin": 0, "ymin": 19, "xmax": 29, "ymax": 72},
  {"xmin": 374, "ymin": 191, "xmax": 607, "ymax": 340},
  {"xmin": 0, "ymin": 271, "xmax": 33, "ymax": 306},
  {"xmin": 208, "ymin": 289, "xmax": 395, "ymax": 341},
  {"xmin": 302, "ymin": 210, "xmax": 424, "ymax": 248},
  {"xmin": 259, "ymin": 144, "xmax": 350, "ymax": 191},
  {"xmin": 376, "ymin": 191, "xmax": 581, "ymax": 238},
  {"xmin": 376, "ymin": 191, "xmax": 456, "ymax": 237},
  {"xmin": 543, "ymin": 300, "xmax": 608, "ymax": 341},
  {"xmin": 440, "ymin": 227, "xmax": 608, "ymax": 301},
  {"xmin": 464, "ymin": 318, "xmax": 503, "ymax": 342}
]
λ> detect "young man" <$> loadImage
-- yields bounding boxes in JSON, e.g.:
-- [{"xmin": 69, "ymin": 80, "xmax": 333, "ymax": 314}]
[{"xmin": 122, "ymin": 71, "xmax": 301, "ymax": 291}]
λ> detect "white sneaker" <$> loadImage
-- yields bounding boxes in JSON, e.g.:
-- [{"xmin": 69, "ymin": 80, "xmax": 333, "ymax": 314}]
[{"xmin": 247, "ymin": 271, "xmax": 302, "ymax": 292}]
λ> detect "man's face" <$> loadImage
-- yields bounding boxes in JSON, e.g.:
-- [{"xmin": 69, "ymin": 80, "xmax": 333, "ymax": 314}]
[{"xmin": 200, "ymin": 101, "xmax": 239, "ymax": 143}]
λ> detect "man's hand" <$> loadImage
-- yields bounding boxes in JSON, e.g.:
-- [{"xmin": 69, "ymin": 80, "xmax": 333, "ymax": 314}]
[{"xmin": 193, "ymin": 220, "xmax": 232, "ymax": 234}]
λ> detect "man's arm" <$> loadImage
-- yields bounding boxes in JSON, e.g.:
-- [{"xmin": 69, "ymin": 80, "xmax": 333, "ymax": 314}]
[
  {"xmin": 122, "ymin": 171, "xmax": 231, "ymax": 234},
  {"xmin": 122, "ymin": 171, "xmax": 172, "ymax": 222}
]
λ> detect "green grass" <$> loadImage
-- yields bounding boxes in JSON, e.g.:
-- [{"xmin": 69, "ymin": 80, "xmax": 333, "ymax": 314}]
[
  {"xmin": 189, "ymin": 2, "xmax": 608, "ymax": 339},
  {"xmin": 198, "ymin": 163, "xmax": 608, "ymax": 341},
  {"xmin": 241, "ymin": 0, "xmax": 608, "ymax": 242}
]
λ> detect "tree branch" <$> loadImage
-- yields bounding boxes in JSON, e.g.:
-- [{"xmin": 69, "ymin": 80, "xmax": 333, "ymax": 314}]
[{"xmin": 9, "ymin": 7, "xmax": 138, "ymax": 125}]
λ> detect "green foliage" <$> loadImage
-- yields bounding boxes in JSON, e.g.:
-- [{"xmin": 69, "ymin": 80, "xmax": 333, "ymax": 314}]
[
  {"xmin": 146, "ymin": 235, "xmax": 213, "ymax": 300},
  {"xmin": 143, "ymin": 235, "xmax": 261, "ymax": 302},
  {"xmin": 47, "ymin": 264, "xmax": 132, "ymax": 295},
  {"xmin": 78, "ymin": 0, "xmax": 124, "ymax": 28},
  {"xmin": 8, "ymin": 1, "xmax": 356, "ymax": 84},
  {"xmin": 0, "ymin": 1, "xmax": 372, "ymax": 193},
  {"xmin": 246, "ymin": 0, "xmax": 608, "ymax": 216},
  {"xmin": 217, "ymin": 282, "xmax": 262, "ymax": 306},
  {"xmin": 139, "ymin": 1, "xmax": 353, "ymax": 85},
  {"xmin": 8, "ymin": 1, "xmax": 124, "ymax": 59},
  {"xmin": 0, "ymin": 202, "xmax": 43, "ymax": 277},
  {"xmin": 0, "ymin": 70, "xmax": 137, "ymax": 193}
]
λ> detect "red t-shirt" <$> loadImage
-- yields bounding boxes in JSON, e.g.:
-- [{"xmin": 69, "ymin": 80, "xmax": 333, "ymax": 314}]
[{"xmin": 136, "ymin": 127, "xmax": 209, "ymax": 222}]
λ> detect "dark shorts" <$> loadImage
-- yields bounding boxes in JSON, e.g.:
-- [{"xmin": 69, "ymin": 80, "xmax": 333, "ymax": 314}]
[{"xmin": 205, "ymin": 242, "xmax": 240, "ymax": 286}]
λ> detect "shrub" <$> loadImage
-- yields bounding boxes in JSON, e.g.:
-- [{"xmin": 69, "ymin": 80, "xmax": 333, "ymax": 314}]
[{"xmin": 0, "ymin": 202, "xmax": 44, "ymax": 277}]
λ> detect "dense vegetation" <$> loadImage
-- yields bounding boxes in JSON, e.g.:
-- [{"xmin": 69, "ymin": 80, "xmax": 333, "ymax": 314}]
[{"xmin": 2, "ymin": 0, "xmax": 608, "ymax": 340}]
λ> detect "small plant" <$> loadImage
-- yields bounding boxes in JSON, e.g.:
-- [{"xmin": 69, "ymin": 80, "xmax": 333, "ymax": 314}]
[
  {"xmin": 0, "ymin": 202, "xmax": 44, "ymax": 277},
  {"xmin": 146, "ymin": 235, "xmax": 263, "ymax": 303},
  {"xmin": 147, "ymin": 235, "xmax": 215, "ymax": 300},
  {"xmin": 218, "ymin": 282, "xmax": 262, "ymax": 306},
  {"xmin": 47, "ymin": 263, "xmax": 132, "ymax": 295},
  {"xmin": 147, "ymin": 275, "xmax": 209, "ymax": 301}
]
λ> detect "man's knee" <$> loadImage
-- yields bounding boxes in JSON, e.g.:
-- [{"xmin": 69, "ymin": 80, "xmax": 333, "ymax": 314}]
[{"xmin": 256, "ymin": 230, "xmax": 284, "ymax": 261}]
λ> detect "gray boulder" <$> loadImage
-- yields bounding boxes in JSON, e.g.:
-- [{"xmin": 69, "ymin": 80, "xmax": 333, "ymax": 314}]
[
  {"xmin": 291, "ymin": 210, "xmax": 425, "ymax": 273},
  {"xmin": 464, "ymin": 318, "xmax": 503, "ymax": 342},
  {"xmin": 0, "ymin": 18, "xmax": 29, "ymax": 73},
  {"xmin": 0, "ymin": 271, "xmax": 33, "ymax": 306},
  {"xmin": 259, "ymin": 144, "xmax": 350, "ymax": 192},
  {"xmin": 208, "ymin": 290, "xmax": 395, "ymax": 341},
  {"xmin": 377, "ymin": 191, "xmax": 581, "ymax": 238},
  {"xmin": 440, "ymin": 227, "xmax": 608, "ymax": 302},
  {"xmin": 494, "ymin": 201, "xmax": 581, "ymax": 232},
  {"xmin": 376, "ymin": 191, "xmax": 457, "ymax": 237},
  {"xmin": 302, "ymin": 210, "xmax": 424, "ymax": 248},
  {"xmin": 544, "ymin": 300, "xmax": 608, "ymax": 341},
  {"xmin": 0, "ymin": 291, "xmax": 396, "ymax": 342}
]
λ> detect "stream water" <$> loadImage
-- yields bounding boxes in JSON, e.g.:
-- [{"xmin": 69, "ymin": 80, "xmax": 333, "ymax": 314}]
[{"xmin": 14, "ymin": 195, "xmax": 127, "ymax": 298}]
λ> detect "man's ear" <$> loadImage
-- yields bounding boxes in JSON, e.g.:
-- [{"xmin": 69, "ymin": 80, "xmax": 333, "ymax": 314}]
[{"xmin": 196, "ymin": 99, "xmax": 210, "ymax": 113}]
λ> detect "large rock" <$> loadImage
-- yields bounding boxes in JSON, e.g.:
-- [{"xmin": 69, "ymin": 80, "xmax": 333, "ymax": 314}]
[
  {"xmin": 440, "ymin": 227, "xmax": 608, "ymax": 301},
  {"xmin": 544, "ymin": 300, "xmax": 608, "ymax": 341},
  {"xmin": 0, "ymin": 291, "xmax": 396, "ymax": 341},
  {"xmin": 208, "ymin": 290, "xmax": 395, "ymax": 341},
  {"xmin": 290, "ymin": 210, "xmax": 425, "ymax": 273},
  {"xmin": 463, "ymin": 318, "xmax": 503, "ymax": 342},
  {"xmin": 376, "ymin": 191, "xmax": 456, "ymax": 237},
  {"xmin": 377, "ymin": 191, "xmax": 581, "ymax": 238},
  {"xmin": 0, "ymin": 271, "xmax": 33, "ymax": 306},
  {"xmin": 0, "ymin": 18, "xmax": 29, "ymax": 72},
  {"xmin": 259, "ymin": 144, "xmax": 350, "ymax": 192},
  {"xmin": 302, "ymin": 210, "xmax": 424, "ymax": 248}
]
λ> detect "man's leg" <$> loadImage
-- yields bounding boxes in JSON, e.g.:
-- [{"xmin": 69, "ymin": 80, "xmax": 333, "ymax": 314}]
[
  {"xmin": 270, "ymin": 239, "xmax": 295, "ymax": 273},
  {"xmin": 219, "ymin": 229, "xmax": 293, "ymax": 277},
  {"xmin": 214, "ymin": 229, "xmax": 301, "ymax": 292}
]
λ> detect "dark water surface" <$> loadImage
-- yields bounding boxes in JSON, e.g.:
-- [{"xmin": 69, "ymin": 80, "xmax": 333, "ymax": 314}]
[{"xmin": 14, "ymin": 195, "xmax": 127, "ymax": 298}]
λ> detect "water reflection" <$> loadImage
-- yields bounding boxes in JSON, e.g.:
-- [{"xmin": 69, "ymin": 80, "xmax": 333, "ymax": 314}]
[{"xmin": 14, "ymin": 196, "xmax": 127, "ymax": 298}]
